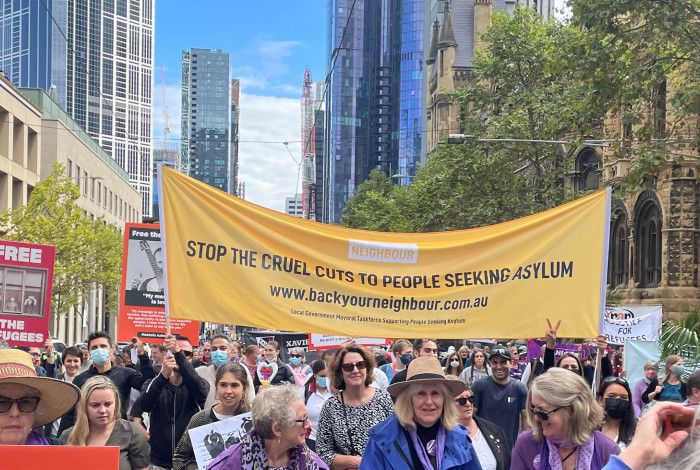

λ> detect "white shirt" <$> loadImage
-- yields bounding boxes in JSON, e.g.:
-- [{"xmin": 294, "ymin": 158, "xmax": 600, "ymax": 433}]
[
  {"xmin": 306, "ymin": 389, "xmax": 332, "ymax": 440},
  {"xmin": 371, "ymin": 367, "xmax": 389, "ymax": 392},
  {"xmin": 471, "ymin": 428, "xmax": 498, "ymax": 470}
]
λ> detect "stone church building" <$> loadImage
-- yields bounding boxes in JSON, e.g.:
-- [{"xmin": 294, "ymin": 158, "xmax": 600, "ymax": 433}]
[{"xmin": 426, "ymin": 0, "xmax": 700, "ymax": 319}]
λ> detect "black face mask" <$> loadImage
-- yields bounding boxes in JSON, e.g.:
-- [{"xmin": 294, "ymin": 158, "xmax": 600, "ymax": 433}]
[{"xmin": 604, "ymin": 398, "xmax": 629, "ymax": 420}]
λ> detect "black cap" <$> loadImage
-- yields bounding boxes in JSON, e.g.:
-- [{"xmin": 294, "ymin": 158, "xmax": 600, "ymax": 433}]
[{"xmin": 489, "ymin": 348, "xmax": 511, "ymax": 362}]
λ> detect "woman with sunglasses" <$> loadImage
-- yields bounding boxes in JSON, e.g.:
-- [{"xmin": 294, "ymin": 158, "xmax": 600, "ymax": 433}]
[
  {"xmin": 642, "ymin": 355, "xmax": 688, "ymax": 404},
  {"xmin": 316, "ymin": 344, "xmax": 393, "ymax": 469},
  {"xmin": 597, "ymin": 377, "xmax": 637, "ymax": 450},
  {"xmin": 511, "ymin": 368, "xmax": 619, "ymax": 470},
  {"xmin": 0, "ymin": 349, "xmax": 79, "ymax": 446},
  {"xmin": 444, "ymin": 353, "xmax": 465, "ymax": 377},
  {"xmin": 455, "ymin": 382, "xmax": 510, "ymax": 469},
  {"xmin": 208, "ymin": 384, "xmax": 329, "ymax": 469},
  {"xmin": 289, "ymin": 347, "xmax": 313, "ymax": 387}
]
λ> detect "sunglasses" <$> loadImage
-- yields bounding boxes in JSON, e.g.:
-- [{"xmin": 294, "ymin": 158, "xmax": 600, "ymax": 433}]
[
  {"xmin": 530, "ymin": 406, "xmax": 561, "ymax": 422},
  {"xmin": 290, "ymin": 354, "xmax": 302, "ymax": 358},
  {"xmin": 182, "ymin": 350, "xmax": 193, "ymax": 357},
  {"xmin": 603, "ymin": 376, "xmax": 628, "ymax": 385},
  {"xmin": 341, "ymin": 361, "xmax": 366, "ymax": 373},
  {"xmin": 455, "ymin": 396, "xmax": 477, "ymax": 406},
  {"xmin": 0, "ymin": 396, "xmax": 41, "ymax": 413}
]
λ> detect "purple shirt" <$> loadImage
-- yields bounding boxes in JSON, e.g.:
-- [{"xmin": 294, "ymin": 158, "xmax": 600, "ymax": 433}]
[
  {"xmin": 25, "ymin": 431, "xmax": 49, "ymax": 445},
  {"xmin": 510, "ymin": 429, "xmax": 620, "ymax": 470},
  {"xmin": 632, "ymin": 379, "xmax": 649, "ymax": 417}
]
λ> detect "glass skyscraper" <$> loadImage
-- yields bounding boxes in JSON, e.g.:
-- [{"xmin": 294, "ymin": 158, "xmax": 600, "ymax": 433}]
[
  {"xmin": 0, "ymin": 0, "xmax": 155, "ymax": 217},
  {"xmin": 181, "ymin": 48, "xmax": 232, "ymax": 193},
  {"xmin": 323, "ymin": 0, "xmax": 403, "ymax": 223}
]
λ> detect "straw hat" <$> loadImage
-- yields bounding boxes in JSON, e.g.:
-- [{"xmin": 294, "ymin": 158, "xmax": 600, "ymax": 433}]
[
  {"xmin": 387, "ymin": 356, "xmax": 465, "ymax": 398},
  {"xmin": 0, "ymin": 348, "xmax": 80, "ymax": 427}
]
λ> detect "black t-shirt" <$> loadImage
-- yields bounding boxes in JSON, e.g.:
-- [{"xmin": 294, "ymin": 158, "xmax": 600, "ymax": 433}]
[
  {"xmin": 404, "ymin": 422, "xmax": 439, "ymax": 470},
  {"xmin": 471, "ymin": 376, "xmax": 527, "ymax": 451}
]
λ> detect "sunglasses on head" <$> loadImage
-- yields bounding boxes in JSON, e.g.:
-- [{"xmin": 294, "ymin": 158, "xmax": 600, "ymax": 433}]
[
  {"xmin": 341, "ymin": 361, "xmax": 366, "ymax": 372},
  {"xmin": 0, "ymin": 396, "xmax": 41, "ymax": 413},
  {"xmin": 603, "ymin": 376, "xmax": 628, "ymax": 385},
  {"xmin": 530, "ymin": 406, "xmax": 561, "ymax": 422},
  {"xmin": 455, "ymin": 396, "xmax": 477, "ymax": 406}
]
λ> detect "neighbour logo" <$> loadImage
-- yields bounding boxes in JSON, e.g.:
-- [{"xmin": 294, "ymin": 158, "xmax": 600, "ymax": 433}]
[{"xmin": 348, "ymin": 240, "xmax": 418, "ymax": 264}]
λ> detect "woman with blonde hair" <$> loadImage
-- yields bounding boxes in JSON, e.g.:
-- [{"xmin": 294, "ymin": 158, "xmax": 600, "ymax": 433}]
[
  {"xmin": 61, "ymin": 376, "xmax": 149, "ymax": 470},
  {"xmin": 511, "ymin": 368, "xmax": 620, "ymax": 470},
  {"xmin": 360, "ymin": 356, "xmax": 481, "ymax": 469}
]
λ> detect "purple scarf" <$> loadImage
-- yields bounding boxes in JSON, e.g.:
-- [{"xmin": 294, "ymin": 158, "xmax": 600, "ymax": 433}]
[
  {"xmin": 25, "ymin": 431, "xmax": 49, "ymax": 445},
  {"xmin": 408, "ymin": 424, "xmax": 446, "ymax": 470}
]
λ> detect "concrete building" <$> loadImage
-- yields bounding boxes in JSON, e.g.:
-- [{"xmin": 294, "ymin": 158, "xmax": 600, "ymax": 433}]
[
  {"xmin": 21, "ymin": 87, "xmax": 141, "ymax": 344},
  {"xmin": 0, "ymin": 75, "xmax": 42, "ymax": 214},
  {"xmin": 285, "ymin": 195, "xmax": 303, "ymax": 217},
  {"xmin": 0, "ymin": 0, "xmax": 155, "ymax": 217},
  {"xmin": 181, "ymin": 48, "xmax": 234, "ymax": 194},
  {"xmin": 230, "ymin": 78, "xmax": 240, "ymax": 195}
]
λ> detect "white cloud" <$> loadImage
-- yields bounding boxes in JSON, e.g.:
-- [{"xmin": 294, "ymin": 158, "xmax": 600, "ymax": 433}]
[{"xmin": 238, "ymin": 93, "xmax": 302, "ymax": 212}]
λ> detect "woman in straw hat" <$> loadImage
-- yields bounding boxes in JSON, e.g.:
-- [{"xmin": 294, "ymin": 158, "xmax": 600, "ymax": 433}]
[
  {"xmin": 360, "ymin": 356, "xmax": 482, "ymax": 470},
  {"xmin": 0, "ymin": 348, "xmax": 79, "ymax": 445},
  {"xmin": 61, "ymin": 375, "xmax": 150, "ymax": 470}
]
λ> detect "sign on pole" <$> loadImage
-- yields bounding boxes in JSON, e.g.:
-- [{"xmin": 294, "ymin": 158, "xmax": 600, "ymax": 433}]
[
  {"xmin": 118, "ymin": 223, "xmax": 200, "ymax": 342},
  {"xmin": 0, "ymin": 240, "xmax": 55, "ymax": 347}
]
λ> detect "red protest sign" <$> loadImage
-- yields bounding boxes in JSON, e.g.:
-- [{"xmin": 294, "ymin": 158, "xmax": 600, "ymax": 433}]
[
  {"xmin": 0, "ymin": 445, "xmax": 119, "ymax": 469},
  {"xmin": 0, "ymin": 240, "xmax": 55, "ymax": 347},
  {"xmin": 118, "ymin": 223, "xmax": 200, "ymax": 343}
]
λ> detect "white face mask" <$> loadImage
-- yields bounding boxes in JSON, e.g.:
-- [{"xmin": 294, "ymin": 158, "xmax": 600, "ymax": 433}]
[{"xmin": 450, "ymin": 360, "xmax": 460, "ymax": 368}]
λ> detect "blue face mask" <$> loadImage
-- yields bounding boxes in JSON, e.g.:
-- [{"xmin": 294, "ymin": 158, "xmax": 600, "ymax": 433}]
[
  {"xmin": 671, "ymin": 365, "xmax": 685, "ymax": 376},
  {"xmin": 400, "ymin": 354, "xmax": 413, "ymax": 366},
  {"xmin": 289, "ymin": 357, "xmax": 302, "ymax": 366},
  {"xmin": 211, "ymin": 350, "xmax": 228, "ymax": 367},
  {"xmin": 316, "ymin": 377, "xmax": 328, "ymax": 389},
  {"xmin": 256, "ymin": 354, "xmax": 263, "ymax": 362},
  {"xmin": 90, "ymin": 348, "xmax": 110, "ymax": 366}
]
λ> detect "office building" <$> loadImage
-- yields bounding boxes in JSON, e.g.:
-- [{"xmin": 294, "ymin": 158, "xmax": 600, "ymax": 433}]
[
  {"xmin": 181, "ymin": 48, "xmax": 234, "ymax": 193},
  {"xmin": 323, "ymin": 0, "xmax": 402, "ymax": 223},
  {"xmin": 313, "ymin": 82, "xmax": 325, "ymax": 222},
  {"xmin": 285, "ymin": 195, "xmax": 303, "ymax": 217},
  {"xmin": 230, "ymin": 78, "xmax": 240, "ymax": 195},
  {"xmin": 0, "ymin": 0, "xmax": 155, "ymax": 217},
  {"xmin": 151, "ymin": 146, "xmax": 179, "ymax": 217}
]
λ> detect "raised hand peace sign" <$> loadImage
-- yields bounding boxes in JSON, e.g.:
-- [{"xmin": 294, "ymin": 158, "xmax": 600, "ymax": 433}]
[{"xmin": 545, "ymin": 319, "xmax": 561, "ymax": 349}]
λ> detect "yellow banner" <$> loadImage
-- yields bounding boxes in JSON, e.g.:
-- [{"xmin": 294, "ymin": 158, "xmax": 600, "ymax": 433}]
[{"xmin": 160, "ymin": 166, "xmax": 611, "ymax": 339}]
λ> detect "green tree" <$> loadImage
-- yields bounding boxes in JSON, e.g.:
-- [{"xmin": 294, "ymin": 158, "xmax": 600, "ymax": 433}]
[
  {"xmin": 660, "ymin": 308, "xmax": 700, "ymax": 374},
  {"xmin": 0, "ymin": 163, "xmax": 123, "ymax": 325},
  {"xmin": 341, "ymin": 168, "xmax": 409, "ymax": 231}
]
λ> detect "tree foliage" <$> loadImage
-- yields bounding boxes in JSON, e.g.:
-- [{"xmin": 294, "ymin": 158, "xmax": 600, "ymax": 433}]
[
  {"xmin": 0, "ymin": 162, "xmax": 123, "ymax": 320},
  {"xmin": 660, "ymin": 308, "xmax": 700, "ymax": 374}
]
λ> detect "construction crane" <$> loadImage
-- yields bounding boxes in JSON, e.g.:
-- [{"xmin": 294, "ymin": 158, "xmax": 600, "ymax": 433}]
[{"xmin": 301, "ymin": 68, "xmax": 315, "ymax": 220}]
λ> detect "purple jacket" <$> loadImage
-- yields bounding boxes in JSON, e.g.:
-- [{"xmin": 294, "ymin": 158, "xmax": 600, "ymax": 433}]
[
  {"xmin": 632, "ymin": 379, "xmax": 648, "ymax": 417},
  {"xmin": 510, "ymin": 429, "xmax": 620, "ymax": 470},
  {"xmin": 207, "ymin": 440, "xmax": 329, "ymax": 470}
]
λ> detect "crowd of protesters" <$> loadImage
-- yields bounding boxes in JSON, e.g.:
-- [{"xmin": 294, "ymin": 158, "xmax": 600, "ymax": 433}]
[{"xmin": 0, "ymin": 321, "xmax": 698, "ymax": 470}]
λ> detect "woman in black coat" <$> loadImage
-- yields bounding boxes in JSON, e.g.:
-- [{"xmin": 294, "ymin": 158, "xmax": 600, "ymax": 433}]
[{"xmin": 454, "ymin": 384, "xmax": 510, "ymax": 470}]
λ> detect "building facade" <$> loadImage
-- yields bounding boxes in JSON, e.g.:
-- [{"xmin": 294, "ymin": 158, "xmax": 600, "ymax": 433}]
[
  {"xmin": 285, "ymin": 195, "xmax": 303, "ymax": 217},
  {"xmin": 181, "ymin": 48, "xmax": 233, "ymax": 193},
  {"xmin": 323, "ymin": 0, "xmax": 402, "ymax": 223},
  {"xmin": 151, "ymin": 146, "xmax": 179, "ymax": 217},
  {"xmin": 0, "ymin": 0, "xmax": 155, "ymax": 217},
  {"xmin": 21, "ymin": 87, "xmax": 141, "ymax": 344},
  {"xmin": 0, "ymin": 75, "xmax": 42, "ymax": 214},
  {"xmin": 230, "ymin": 78, "xmax": 240, "ymax": 195}
]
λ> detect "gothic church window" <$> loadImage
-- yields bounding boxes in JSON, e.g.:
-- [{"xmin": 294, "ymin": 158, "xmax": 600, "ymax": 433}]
[
  {"xmin": 575, "ymin": 147, "xmax": 601, "ymax": 191},
  {"xmin": 635, "ymin": 191, "xmax": 662, "ymax": 287},
  {"xmin": 609, "ymin": 201, "xmax": 629, "ymax": 287}
]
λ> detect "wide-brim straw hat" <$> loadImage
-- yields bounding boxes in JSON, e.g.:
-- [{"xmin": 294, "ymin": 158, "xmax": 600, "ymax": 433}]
[
  {"xmin": 0, "ymin": 348, "xmax": 80, "ymax": 427},
  {"xmin": 387, "ymin": 356, "xmax": 465, "ymax": 398}
]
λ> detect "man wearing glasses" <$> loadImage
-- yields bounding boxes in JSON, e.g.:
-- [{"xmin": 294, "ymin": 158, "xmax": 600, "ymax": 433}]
[
  {"xmin": 140, "ymin": 334, "xmax": 209, "ymax": 470},
  {"xmin": 470, "ymin": 347, "xmax": 528, "ymax": 453}
]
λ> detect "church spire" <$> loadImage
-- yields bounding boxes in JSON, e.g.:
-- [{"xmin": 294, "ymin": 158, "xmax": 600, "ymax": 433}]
[
  {"xmin": 438, "ymin": 0, "xmax": 457, "ymax": 48},
  {"xmin": 426, "ymin": 17, "xmax": 440, "ymax": 64}
]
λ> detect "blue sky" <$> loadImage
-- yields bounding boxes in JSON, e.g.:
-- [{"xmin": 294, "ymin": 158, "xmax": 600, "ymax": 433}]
[{"xmin": 154, "ymin": 1, "xmax": 326, "ymax": 210}]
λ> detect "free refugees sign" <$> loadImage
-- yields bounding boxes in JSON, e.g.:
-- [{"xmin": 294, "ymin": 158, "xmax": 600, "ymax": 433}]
[
  {"xmin": 0, "ymin": 240, "xmax": 55, "ymax": 347},
  {"xmin": 159, "ymin": 166, "xmax": 611, "ymax": 339}
]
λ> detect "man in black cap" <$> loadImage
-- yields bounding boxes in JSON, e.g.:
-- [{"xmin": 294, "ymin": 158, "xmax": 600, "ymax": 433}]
[{"xmin": 470, "ymin": 347, "xmax": 528, "ymax": 452}]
